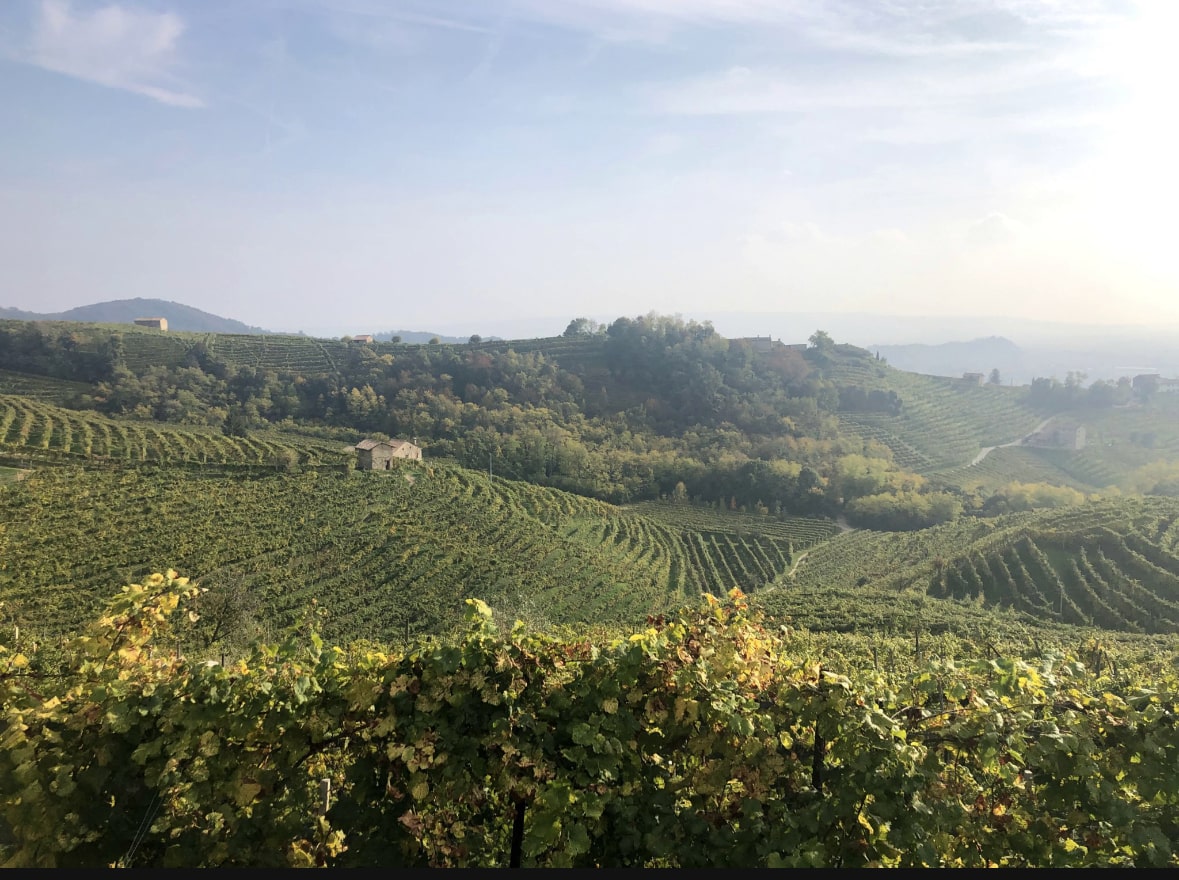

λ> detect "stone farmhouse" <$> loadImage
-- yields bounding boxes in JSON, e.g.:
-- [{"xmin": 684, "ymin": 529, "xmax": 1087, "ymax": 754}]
[
  {"xmin": 355, "ymin": 438, "xmax": 422, "ymax": 470},
  {"xmin": 134, "ymin": 317, "xmax": 168, "ymax": 331},
  {"xmin": 962, "ymin": 372, "xmax": 985, "ymax": 386}
]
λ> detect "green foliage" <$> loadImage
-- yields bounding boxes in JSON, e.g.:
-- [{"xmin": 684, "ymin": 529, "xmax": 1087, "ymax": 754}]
[
  {"xmin": 845, "ymin": 490, "xmax": 962, "ymax": 531},
  {"xmin": 0, "ymin": 395, "xmax": 346, "ymax": 468},
  {"xmin": 3, "ymin": 577, "xmax": 1178, "ymax": 867},
  {"xmin": 0, "ymin": 464, "xmax": 811, "ymax": 648},
  {"xmin": 779, "ymin": 497, "xmax": 1179, "ymax": 635}
]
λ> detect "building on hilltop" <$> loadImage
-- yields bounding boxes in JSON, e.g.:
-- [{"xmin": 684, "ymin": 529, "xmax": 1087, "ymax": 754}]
[
  {"xmin": 1133, "ymin": 374, "xmax": 1159, "ymax": 394},
  {"xmin": 134, "ymin": 317, "xmax": 168, "ymax": 331},
  {"xmin": 734, "ymin": 336, "xmax": 775, "ymax": 353},
  {"xmin": 962, "ymin": 372, "xmax": 985, "ymax": 386},
  {"xmin": 1131, "ymin": 374, "xmax": 1179, "ymax": 395},
  {"xmin": 351, "ymin": 334, "xmax": 374, "ymax": 344},
  {"xmin": 355, "ymin": 438, "xmax": 422, "ymax": 470}
]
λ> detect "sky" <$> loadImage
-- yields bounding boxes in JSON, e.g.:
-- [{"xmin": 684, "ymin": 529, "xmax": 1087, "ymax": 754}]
[{"xmin": 2, "ymin": 0, "xmax": 1178, "ymax": 338}]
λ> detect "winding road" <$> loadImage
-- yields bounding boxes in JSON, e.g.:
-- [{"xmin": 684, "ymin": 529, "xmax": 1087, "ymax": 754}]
[{"xmin": 970, "ymin": 416, "xmax": 1055, "ymax": 467}]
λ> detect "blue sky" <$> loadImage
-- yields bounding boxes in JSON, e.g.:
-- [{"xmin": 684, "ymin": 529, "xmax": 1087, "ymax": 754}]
[{"xmin": 2, "ymin": 0, "xmax": 1176, "ymax": 337}]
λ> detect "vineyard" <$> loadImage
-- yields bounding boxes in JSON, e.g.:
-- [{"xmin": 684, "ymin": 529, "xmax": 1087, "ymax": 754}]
[
  {"xmin": 0, "ymin": 395, "xmax": 347, "ymax": 467},
  {"xmin": 1035, "ymin": 398, "xmax": 1179, "ymax": 489},
  {"xmin": 826, "ymin": 356, "xmax": 1045, "ymax": 472},
  {"xmin": 0, "ymin": 370, "xmax": 91, "ymax": 405},
  {"xmin": 927, "ymin": 446, "xmax": 1097, "ymax": 494},
  {"xmin": 767, "ymin": 497, "xmax": 1179, "ymax": 634},
  {"xmin": 0, "ymin": 463, "xmax": 806, "ymax": 646},
  {"xmin": 201, "ymin": 333, "xmax": 344, "ymax": 375},
  {"xmin": 3, "ymin": 579, "xmax": 1178, "ymax": 868}
]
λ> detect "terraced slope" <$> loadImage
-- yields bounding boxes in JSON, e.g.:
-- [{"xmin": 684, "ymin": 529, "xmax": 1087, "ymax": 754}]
[
  {"xmin": 926, "ymin": 447, "xmax": 1098, "ymax": 494},
  {"xmin": 0, "ymin": 395, "xmax": 348, "ymax": 466},
  {"xmin": 766, "ymin": 497, "xmax": 1179, "ymax": 633},
  {"xmin": 825, "ymin": 356, "xmax": 1044, "ymax": 473},
  {"xmin": 0, "ymin": 370, "xmax": 92, "ymax": 405},
  {"xmin": 1035, "ymin": 398, "xmax": 1179, "ymax": 489},
  {"xmin": 0, "ymin": 463, "xmax": 803, "ymax": 645},
  {"xmin": 627, "ymin": 501, "xmax": 839, "ymax": 548}
]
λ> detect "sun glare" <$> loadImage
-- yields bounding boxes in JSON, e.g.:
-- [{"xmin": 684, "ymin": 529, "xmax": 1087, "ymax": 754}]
[{"xmin": 1084, "ymin": 1, "xmax": 1179, "ymax": 285}]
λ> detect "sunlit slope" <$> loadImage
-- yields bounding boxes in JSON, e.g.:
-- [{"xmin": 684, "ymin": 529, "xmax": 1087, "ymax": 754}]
[
  {"xmin": 0, "ymin": 370, "xmax": 92, "ymax": 405},
  {"xmin": 926, "ymin": 447, "xmax": 1098, "ymax": 494},
  {"xmin": 1036, "ymin": 397, "xmax": 1179, "ymax": 488},
  {"xmin": 825, "ymin": 354, "xmax": 1044, "ymax": 473},
  {"xmin": 0, "ymin": 463, "xmax": 803, "ymax": 644},
  {"xmin": 0, "ymin": 395, "xmax": 347, "ymax": 466},
  {"xmin": 765, "ymin": 497, "xmax": 1179, "ymax": 633}
]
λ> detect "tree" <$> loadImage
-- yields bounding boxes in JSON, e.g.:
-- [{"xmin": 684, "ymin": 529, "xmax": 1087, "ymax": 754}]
[
  {"xmin": 428, "ymin": 336, "xmax": 441, "ymax": 345},
  {"xmin": 808, "ymin": 330, "xmax": 835, "ymax": 358},
  {"xmin": 989, "ymin": 368, "xmax": 1001, "ymax": 385},
  {"xmin": 223, "ymin": 408, "xmax": 250, "ymax": 438},
  {"xmin": 468, "ymin": 334, "xmax": 482, "ymax": 344},
  {"xmin": 563, "ymin": 318, "xmax": 600, "ymax": 337}
]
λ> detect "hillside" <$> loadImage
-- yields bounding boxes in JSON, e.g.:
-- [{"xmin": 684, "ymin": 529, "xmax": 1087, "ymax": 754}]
[
  {"xmin": 820, "ymin": 346, "xmax": 1045, "ymax": 473},
  {"xmin": 0, "ymin": 393, "xmax": 349, "ymax": 468},
  {"xmin": 761, "ymin": 496, "xmax": 1179, "ymax": 634},
  {"xmin": 0, "ymin": 463, "xmax": 837, "ymax": 646},
  {"xmin": 0, "ymin": 298, "xmax": 269, "ymax": 334}
]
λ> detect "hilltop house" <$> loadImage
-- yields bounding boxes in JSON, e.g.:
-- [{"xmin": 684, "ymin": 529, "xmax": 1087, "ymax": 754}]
[
  {"xmin": 734, "ymin": 336, "xmax": 775, "ymax": 353},
  {"xmin": 351, "ymin": 334, "xmax": 374, "ymax": 344},
  {"xmin": 962, "ymin": 372, "xmax": 985, "ymax": 386},
  {"xmin": 134, "ymin": 317, "xmax": 168, "ymax": 331},
  {"xmin": 355, "ymin": 438, "xmax": 422, "ymax": 470},
  {"xmin": 1132, "ymin": 374, "xmax": 1179, "ymax": 395}
]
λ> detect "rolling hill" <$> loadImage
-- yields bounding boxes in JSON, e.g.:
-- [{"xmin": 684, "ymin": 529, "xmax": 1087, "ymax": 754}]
[
  {"xmin": 0, "ymin": 298, "xmax": 270, "ymax": 334},
  {"xmin": 761, "ymin": 496, "xmax": 1179, "ymax": 634},
  {"xmin": 0, "ymin": 462, "xmax": 839, "ymax": 646}
]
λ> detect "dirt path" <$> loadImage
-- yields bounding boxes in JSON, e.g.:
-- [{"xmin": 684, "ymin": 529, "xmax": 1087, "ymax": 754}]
[
  {"xmin": 786, "ymin": 550, "xmax": 810, "ymax": 578},
  {"xmin": 970, "ymin": 416, "xmax": 1055, "ymax": 467}
]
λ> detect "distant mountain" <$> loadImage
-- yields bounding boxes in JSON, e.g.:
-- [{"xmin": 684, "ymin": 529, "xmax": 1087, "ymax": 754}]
[
  {"xmin": 373, "ymin": 330, "xmax": 502, "ymax": 344},
  {"xmin": 0, "ymin": 298, "xmax": 269, "ymax": 334},
  {"xmin": 870, "ymin": 337, "xmax": 1024, "ymax": 380}
]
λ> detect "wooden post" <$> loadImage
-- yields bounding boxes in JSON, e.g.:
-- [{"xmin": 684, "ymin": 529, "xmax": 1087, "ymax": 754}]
[
  {"xmin": 509, "ymin": 795, "xmax": 526, "ymax": 868},
  {"xmin": 318, "ymin": 778, "xmax": 331, "ymax": 817}
]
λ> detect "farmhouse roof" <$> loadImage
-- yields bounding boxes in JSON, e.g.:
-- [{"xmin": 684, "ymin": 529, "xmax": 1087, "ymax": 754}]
[{"xmin": 356, "ymin": 438, "xmax": 419, "ymax": 451}]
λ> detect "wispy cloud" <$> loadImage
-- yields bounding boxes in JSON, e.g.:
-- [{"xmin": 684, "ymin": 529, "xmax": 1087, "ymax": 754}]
[{"xmin": 25, "ymin": 0, "xmax": 203, "ymax": 107}]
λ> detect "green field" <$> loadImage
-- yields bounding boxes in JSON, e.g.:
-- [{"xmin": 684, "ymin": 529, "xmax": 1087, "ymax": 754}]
[
  {"xmin": 927, "ymin": 446, "xmax": 1098, "ymax": 494},
  {"xmin": 0, "ymin": 463, "xmax": 810, "ymax": 645},
  {"xmin": 0, "ymin": 395, "xmax": 349, "ymax": 467},
  {"xmin": 0, "ymin": 369, "xmax": 92, "ymax": 404},
  {"xmin": 825, "ymin": 355, "xmax": 1045, "ymax": 472},
  {"xmin": 1036, "ymin": 398, "xmax": 1179, "ymax": 488},
  {"xmin": 762, "ymin": 497, "xmax": 1179, "ymax": 634}
]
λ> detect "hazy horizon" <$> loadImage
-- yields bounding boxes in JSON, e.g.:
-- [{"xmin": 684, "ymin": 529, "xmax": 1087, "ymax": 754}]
[{"xmin": 3, "ymin": 1, "xmax": 1178, "ymax": 333}]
